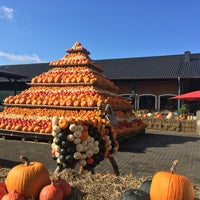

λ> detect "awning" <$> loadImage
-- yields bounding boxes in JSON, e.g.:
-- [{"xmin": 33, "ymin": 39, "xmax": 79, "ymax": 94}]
[{"xmin": 171, "ymin": 90, "xmax": 200, "ymax": 101}]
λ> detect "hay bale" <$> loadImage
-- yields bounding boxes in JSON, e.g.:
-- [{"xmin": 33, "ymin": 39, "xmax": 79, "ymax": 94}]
[
  {"xmin": 181, "ymin": 120, "xmax": 196, "ymax": 133},
  {"xmin": 161, "ymin": 119, "xmax": 169, "ymax": 131},
  {"xmin": 152, "ymin": 119, "xmax": 162, "ymax": 130},
  {"xmin": 146, "ymin": 119, "xmax": 154, "ymax": 129},
  {"xmin": 57, "ymin": 169, "xmax": 147, "ymax": 200},
  {"xmin": 168, "ymin": 119, "xmax": 181, "ymax": 132}
]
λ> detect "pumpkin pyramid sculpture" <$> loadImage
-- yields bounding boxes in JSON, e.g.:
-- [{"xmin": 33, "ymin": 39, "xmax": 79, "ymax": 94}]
[{"xmin": 0, "ymin": 42, "xmax": 146, "ymax": 172}]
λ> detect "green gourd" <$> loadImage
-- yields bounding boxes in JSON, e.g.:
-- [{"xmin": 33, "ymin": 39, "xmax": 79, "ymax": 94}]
[
  {"xmin": 121, "ymin": 189, "xmax": 150, "ymax": 200},
  {"xmin": 139, "ymin": 179, "xmax": 152, "ymax": 194}
]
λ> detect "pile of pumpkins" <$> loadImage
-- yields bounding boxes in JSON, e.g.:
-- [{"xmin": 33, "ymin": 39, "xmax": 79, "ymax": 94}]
[
  {"xmin": 137, "ymin": 111, "xmax": 173, "ymax": 119},
  {"xmin": 4, "ymin": 85, "xmax": 132, "ymax": 110},
  {"xmin": 137, "ymin": 111, "xmax": 194, "ymax": 121},
  {"xmin": 49, "ymin": 41, "xmax": 102, "ymax": 72},
  {"xmin": 0, "ymin": 106, "xmax": 145, "ymax": 137},
  {"xmin": 0, "ymin": 156, "xmax": 71, "ymax": 200},
  {"xmin": 31, "ymin": 66, "xmax": 118, "ymax": 91}
]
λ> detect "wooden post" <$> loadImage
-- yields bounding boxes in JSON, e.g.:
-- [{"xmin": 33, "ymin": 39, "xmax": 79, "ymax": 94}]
[{"xmin": 109, "ymin": 156, "xmax": 120, "ymax": 176}]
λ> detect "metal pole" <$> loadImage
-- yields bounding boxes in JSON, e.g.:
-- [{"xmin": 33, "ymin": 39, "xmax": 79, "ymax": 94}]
[{"xmin": 178, "ymin": 77, "xmax": 181, "ymax": 110}]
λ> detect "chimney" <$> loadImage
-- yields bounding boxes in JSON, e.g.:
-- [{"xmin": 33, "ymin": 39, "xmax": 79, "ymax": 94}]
[{"xmin": 183, "ymin": 51, "xmax": 191, "ymax": 62}]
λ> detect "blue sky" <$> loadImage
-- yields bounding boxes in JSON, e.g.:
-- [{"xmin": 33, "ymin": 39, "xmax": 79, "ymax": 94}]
[{"xmin": 0, "ymin": 0, "xmax": 200, "ymax": 65}]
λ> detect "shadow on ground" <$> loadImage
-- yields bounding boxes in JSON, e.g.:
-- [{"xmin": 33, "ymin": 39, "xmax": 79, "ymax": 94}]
[
  {"xmin": 119, "ymin": 132, "xmax": 200, "ymax": 153},
  {"xmin": 0, "ymin": 159, "xmax": 21, "ymax": 168}
]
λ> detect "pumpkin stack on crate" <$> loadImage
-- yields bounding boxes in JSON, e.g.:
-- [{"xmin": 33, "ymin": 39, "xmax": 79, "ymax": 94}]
[{"xmin": 0, "ymin": 42, "xmax": 146, "ymax": 173}]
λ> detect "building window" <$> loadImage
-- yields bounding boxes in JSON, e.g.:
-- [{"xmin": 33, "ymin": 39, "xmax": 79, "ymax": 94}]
[
  {"xmin": 159, "ymin": 94, "xmax": 177, "ymax": 111},
  {"xmin": 139, "ymin": 94, "xmax": 156, "ymax": 111},
  {"xmin": 0, "ymin": 90, "xmax": 14, "ymax": 105},
  {"xmin": 0, "ymin": 90, "xmax": 22, "ymax": 105}
]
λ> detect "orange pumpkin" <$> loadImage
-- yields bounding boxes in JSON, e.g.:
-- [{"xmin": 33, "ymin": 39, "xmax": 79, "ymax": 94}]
[
  {"xmin": 150, "ymin": 160, "xmax": 194, "ymax": 200},
  {"xmin": 54, "ymin": 176, "xmax": 71, "ymax": 197},
  {"xmin": 5, "ymin": 156, "xmax": 51, "ymax": 199},
  {"xmin": 2, "ymin": 190, "xmax": 25, "ymax": 200},
  {"xmin": 39, "ymin": 180, "xmax": 63, "ymax": 200},
  {"xmin": 0, "ymin": 187, "xmax": 7, "ymax": 199},
  {"xmin": 80, "ymin": 130, "xmax": 89, "ymax": 141},
  {"xmin": 58, "ymin": 117, "xmax": 68, "ymax": 129},
  {"xmin": 0, "ymin": 181, "xmax": 7, "ymax": 191}
]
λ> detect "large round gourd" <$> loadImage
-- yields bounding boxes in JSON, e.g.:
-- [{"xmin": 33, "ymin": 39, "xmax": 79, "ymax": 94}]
[
  {"xmin": 121, "ymin": 189, "xmax": 150, "ymax": 200},
  {"xmin": 150, "ymin": 160, "xmax": 194, "ymax": 200},
  {"xmin": 5, "ymin": 156, "xmax": 51, "ymax": 199},
  {"xmin": 139, "ymin": 179, "xmax": 152, "ymax": 194}
]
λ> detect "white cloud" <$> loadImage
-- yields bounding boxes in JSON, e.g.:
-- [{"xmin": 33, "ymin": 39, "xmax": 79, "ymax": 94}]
[
  {"xmin": 0, "ymin": 51, "xmax": 44, "ymax": 63},
  {"xmin": 0, "ymin": 6, "xmax": 14, "ymax": 21}
]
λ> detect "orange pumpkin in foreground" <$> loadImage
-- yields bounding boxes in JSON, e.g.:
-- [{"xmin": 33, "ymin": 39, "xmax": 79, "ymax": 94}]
[
  {"xmin": 2, "ymin": 190, "xmax": 25, "ymax": 200},
  {"xmin": 0, "ymin": 187, "xmax": 7, "ymax": 199},
  {"xmin": 54, "ymin": 176, "xmax": 71, "ymax": 198},
  {"xmin": 5, "ymin": 156, "xmax": 51, "ymax": 199},
  {"xmin": 150, "ymin": 160, "xmax": 194, "ymax": 200},
  {"xmin": 0, "ymin": 181, "xmax": 7, "ymax": 191},
  {"xmin": 39, "ymin": 179, "xmax": 63, "ymax": 200}
]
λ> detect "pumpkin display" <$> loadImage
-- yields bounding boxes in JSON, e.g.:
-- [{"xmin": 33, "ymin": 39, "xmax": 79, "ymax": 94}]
[
  {"xmin": 121, "ymin": 188, "xmax": 150, "ymax": 200},
  {"xmin": 5, "ymin": 156, "xmax": 51, "ymax": 199},
  {"xmin": 39, "ymin": 180, "xmax": 63, "ymax": 200},
  {"xmin": 150, "ymin": 160, "xmax": 194, "ymax": 200},
  {"xmin": 0, "ymin": 41, "xmax": 146, "ymax": 175},
  {"xmin": 51, "ymin": 119, "xmax": 118, "ymax": 172},
  {"xmin": 2, "ymin": 190, "xmax": 25, "ymax": 200},
  {"xmin": 0, "ymin": 41, "xmax": 145, "ymax": 138}
]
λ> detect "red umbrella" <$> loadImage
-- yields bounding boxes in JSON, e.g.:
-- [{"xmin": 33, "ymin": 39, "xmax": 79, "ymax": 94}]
[{"xmin": 171, "ymin": 90, "xmax": 200, "ymax": 101}]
